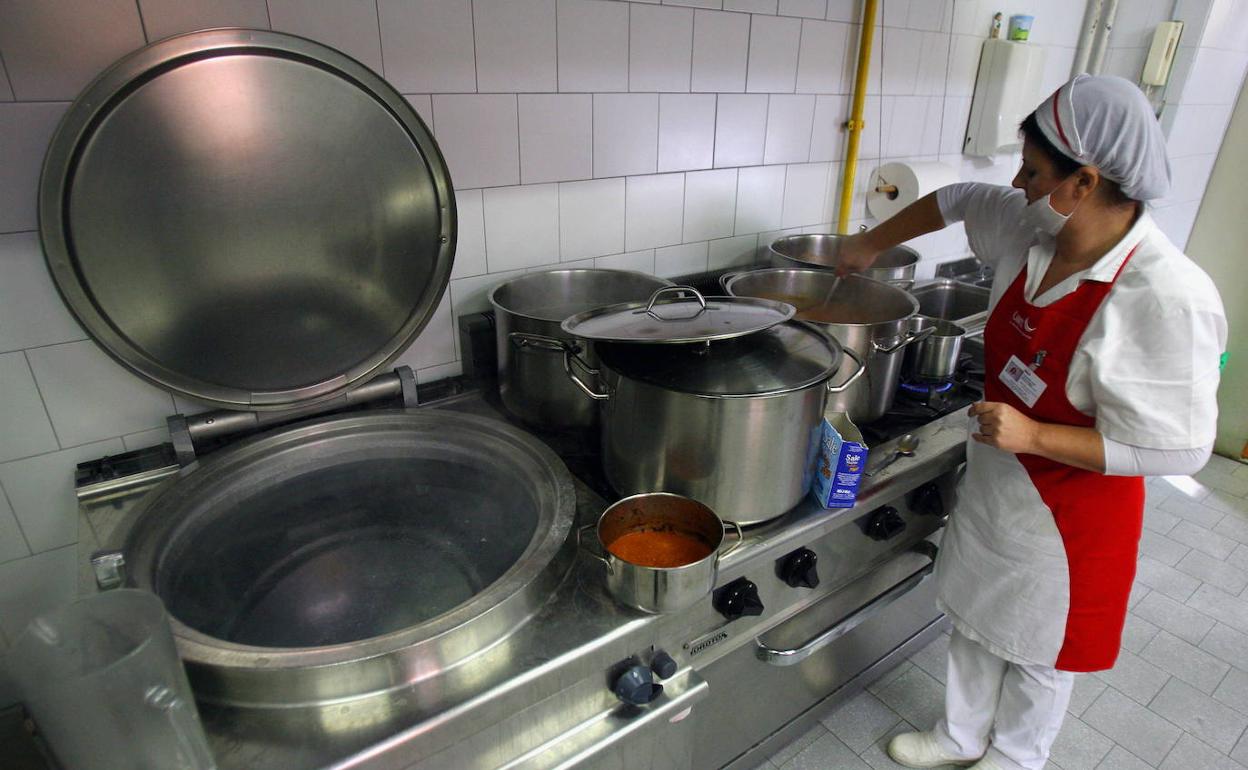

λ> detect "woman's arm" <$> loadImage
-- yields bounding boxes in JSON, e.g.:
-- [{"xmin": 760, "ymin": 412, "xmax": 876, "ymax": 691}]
[
  {"xmin": 832, "ymin": 193, "xmax": 947, "ymax": 275},
  {"xmin": 969, "ymin": 401, "xmax": 1106, "ymax": 472}
]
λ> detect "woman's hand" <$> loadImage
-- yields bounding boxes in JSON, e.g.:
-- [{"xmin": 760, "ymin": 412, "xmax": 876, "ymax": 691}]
[
  {"xmin": 969, "ymin": 401, "xmax": 1040, "ymax": 454},
  {"xmin": 832, "ymin": 232, "xmax": 880, "ymax": 276}
]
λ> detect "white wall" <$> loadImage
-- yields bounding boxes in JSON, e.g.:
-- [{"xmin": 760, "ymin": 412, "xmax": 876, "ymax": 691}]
[
  {"xmin": 1186, "ymin": 75, "xmax": 1248, "ymax": 458},
  {"xmin": 0, "ymin": 0, "xmax": 1236, "ymax": 683}
]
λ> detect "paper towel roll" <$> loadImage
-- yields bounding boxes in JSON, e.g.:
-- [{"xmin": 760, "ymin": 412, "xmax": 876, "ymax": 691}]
[{"xmin": 866, "ymin": 162, "xmax": 960, "ymax": 221}]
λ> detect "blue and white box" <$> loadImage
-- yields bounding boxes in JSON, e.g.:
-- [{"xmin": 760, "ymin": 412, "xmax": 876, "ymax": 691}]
[{"xmin": 810, "ymin": 409, "xmax": 870, "ymax": 508}]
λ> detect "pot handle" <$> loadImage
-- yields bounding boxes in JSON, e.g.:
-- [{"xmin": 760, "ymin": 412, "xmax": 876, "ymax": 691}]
[
  {"xmin": 825, "ymin": 347, "xmax": 866, "ymax": 394},
  {"xmin": 645, "ymin": 286, "xmax": 707, "ymax": 320},
  {"xmin": 577, "ymin": 524, "xmax": 609, "ymax": 566},
  {"xmin": 509, "ymin": 331, "xmax": 574, "ymax": 353},
  {"xmin": 871, "ymin": 324, "xmax": 935, "ymax": 355},
  {"xmin": 718, "ymin": 272, "xmax": 743, "ymax": 291},
  {"xmin": 719, "ymin": 520, "xmax": 745, "ymax": 558},
  {"xmin": 564, "ymin": 349, "xmax": 610, "ymax": 401}
]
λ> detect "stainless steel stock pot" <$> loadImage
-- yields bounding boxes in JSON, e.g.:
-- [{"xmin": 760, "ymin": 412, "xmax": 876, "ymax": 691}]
[
  {"xmin": 490, "ymin": 269, "xmax": 672, "ymax": 431},
  {"xmin": 769, "ymin": 233, "xmax": 920, "ymax": 289},
  {"xmin": 723, "ymin": 269, "xmax": 928, "ymax": 423},
  {"xmin": 561, "ymin": 287, "xmax": 864, "ymax": 525}
]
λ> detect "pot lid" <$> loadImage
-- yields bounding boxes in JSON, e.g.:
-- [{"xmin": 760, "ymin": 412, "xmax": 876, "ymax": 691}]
[
  {"xmin": 561, "ymin": 286, "xmax": 794, "ymax": 343},
  {"xmin": 38, "ymin": 29, "xmax": 455, "ymax": 410},
  {"xmin": 596, "ymin": 322, "xmax": 842, "ymax": 397}
]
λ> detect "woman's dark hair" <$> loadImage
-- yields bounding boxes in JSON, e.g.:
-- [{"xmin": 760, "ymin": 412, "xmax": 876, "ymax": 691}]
[{"xmin": 1020, "ymin": 112, "xmax": 1135, "ymax": 207}]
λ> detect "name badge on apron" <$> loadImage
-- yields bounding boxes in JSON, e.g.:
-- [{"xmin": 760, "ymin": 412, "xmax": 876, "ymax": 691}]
[{"xmin": 999, "ymin": 354, "xmax": 1047, "ymax": 408}]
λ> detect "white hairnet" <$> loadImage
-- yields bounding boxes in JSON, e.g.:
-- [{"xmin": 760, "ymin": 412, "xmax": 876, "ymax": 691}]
[{"xmin": 1033, "ymin": 74, "xmax": 1171, "ymax": 201}]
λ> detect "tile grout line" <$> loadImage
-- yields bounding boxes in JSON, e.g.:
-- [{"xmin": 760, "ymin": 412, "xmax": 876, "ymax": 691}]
[
  {"xmin": 373, "ymin": 0, "xmax": 387, "ymax": 78},
  {"xmin": 0, "ymin": 475, "xmax": 34, "ymax": 560}
]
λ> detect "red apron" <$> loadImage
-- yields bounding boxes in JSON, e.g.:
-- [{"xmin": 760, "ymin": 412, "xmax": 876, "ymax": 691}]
[{"xmin": 981, "ymin": 248, "xmax": 1144, "ymax": 671}]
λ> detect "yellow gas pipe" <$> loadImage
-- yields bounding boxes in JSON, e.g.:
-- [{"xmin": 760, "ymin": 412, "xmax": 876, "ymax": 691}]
[{"xmin": 837, "ymin": 0, "xmax": 879, "ymax": 234}]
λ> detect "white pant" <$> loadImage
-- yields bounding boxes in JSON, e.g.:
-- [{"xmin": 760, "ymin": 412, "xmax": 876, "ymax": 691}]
[{"xmin": 933, "ymin": 629, "xmax": 1075, "ymax": 770}]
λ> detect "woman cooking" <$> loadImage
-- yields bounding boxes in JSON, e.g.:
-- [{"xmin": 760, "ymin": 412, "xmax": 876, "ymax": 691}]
[{"xmin": 830, "ymin": 75, "xmax": 1227, "ymax": 770}]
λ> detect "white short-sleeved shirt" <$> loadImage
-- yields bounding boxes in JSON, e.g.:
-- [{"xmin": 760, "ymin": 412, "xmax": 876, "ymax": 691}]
[{"xmin": 936, "ymin": 182, "xmax": 1227, "ymax": 450}]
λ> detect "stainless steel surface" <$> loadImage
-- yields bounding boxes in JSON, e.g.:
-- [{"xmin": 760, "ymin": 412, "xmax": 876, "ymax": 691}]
[
  {"xmin": 39, "ymin": 29, "xmax": 455, "ymax": 410},
  {"xmin": 723, "ymin": 269, "xmax": 926, "ymax": 423},
  {"xmin": 112, "ymin": 410, "xmax": 577, "ymax": 709},
  {"xmin": 909, "ymin": 279, "xmax": 991, "ymax": 335},
  {"xmin": 490, "ymin": 269, "xmax": 671, "ymax": 430},
  {"xmin": 586, "ymin": 493, "xmax": 743, "ymax": 614},
  {"xmin": 866, "ymin": 432, "xmax": 921, "ymax": 477},
  {"xmin": 78, "ymin": 386, "xmax": 973, "ymax": 770},
  {"xmin": 561, "ymin": 286, "xmax": 795, "ymax": 344},
  {"xmin": 769, "ymin": 234, "xmax": 919, "ymax": 289},
  {"xmin": 589, "ymin": 323, "xmax": 844, "ymax": 525},
  {"xmin": 903, "ymin": 316, "xmax": 966, "ymax": 383},
  {"xmin": 754, "ymin": 541, "xmax": 937, "ymax": 665}
]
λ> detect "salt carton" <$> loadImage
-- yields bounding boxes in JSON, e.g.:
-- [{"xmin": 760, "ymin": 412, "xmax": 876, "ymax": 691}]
[{"xmin": 809, "ymin": 409, "xmax": 869, "ymax": 508}]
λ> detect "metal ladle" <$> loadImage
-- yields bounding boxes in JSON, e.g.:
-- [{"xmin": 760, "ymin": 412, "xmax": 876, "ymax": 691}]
[{"xmin": 867, "ymin": 433, "xmax": 921, "ymax": 477}]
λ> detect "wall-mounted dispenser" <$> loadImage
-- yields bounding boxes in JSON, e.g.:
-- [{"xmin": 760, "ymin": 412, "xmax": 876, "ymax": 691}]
[{"xmin": 964, "ymin": 39, "xmax": 1048, "ymax": 157}]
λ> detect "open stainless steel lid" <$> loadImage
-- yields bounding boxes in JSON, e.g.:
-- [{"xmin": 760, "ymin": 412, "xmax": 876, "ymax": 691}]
[
  {"xmin": 38, "ymin": 29, "xmax": 455, "ymax": 410},
  {"xmin": 561, "ymin": 286, "xmax": 795, "ymax": 343}
]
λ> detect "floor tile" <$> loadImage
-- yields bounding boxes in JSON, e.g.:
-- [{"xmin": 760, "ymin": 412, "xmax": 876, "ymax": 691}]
[
  {"xmin": 1135, "ymin": 556, "xmax": 1201, "ymax": 602},
  {"xmin": 1216, "ymin": 514, "xmax": 1248, "ymax": 547},
  {"xmin": 1092, "ymin": 649, "xmax": 1171, "ymax": 705},
  {"xmin": 1201, "ymin": 624, "xmax": 1248, "ymax": 672},
  {"xmin": 1138, "ymin": 529, "xmax": 1191, "ymax": 566},
  {"xmin": 1234, "ymin": 729, "xmax": 1248, "ymax": 765},
  {"xmin": 1068, "ymin": 675, "xmax": 1109, "ymax": 718},
  {"xmin": 1213, "ymin": 668, "xmax": 1248, "ymax": 717},
  {"xmin": 1140, "ymin": 629, "xmax": 1231, "ymax": 694},
  {"xmin": 1169, "ymin": 520, "xmax": 1240, "ymax": 560},
  {"xmin": 1229, "ymin": 544, "xmax": 1248, "ymax": 574},
  {"xmin": 779, "ymin": 729, "xmax": 872, "ymax": 770},
  {"xmin": 867, "ymin": 661, "xmax": 913, "ymax": 696},
  {"xmin": 1206, "ymin": 491, "xmax": 1248, "ymax": 516},
  {"xmin": 1195, "ymin": 466, "xmax": 1248, "ymax": 498},
  {"xmin": 1149, "ymin": 677, "xmax": 1248, "ymax": 753},
  {"xmin": 769, "ymin": 723, "xmax": 828, "ymax": 767},
  {"xmin": 1082, "ymin": 687, "xmax": 1182, "ymax": 765},
  {"xmin": 1095, "ymin": 745, "xmax": 1153, "ymax": 770},
  {"xmin": 1177, "ymin": 549, "xmax": 1248, "ymax": 594},
  {"xmin": 1127, "ymin": 583, "xmax": 1150, "ymax": 610},
  {"xmin": 1187, "ymin": 584, "xmax": 1248, "ymax": 635},
  {"xmin": 1132, "ymin": 591, "xmax": 1215, "ymax": 645},
  {"xmin": 873, "ymin": 665, "xmax": 946, "ymax": 733},
  {"xmin": 1159, "ymin": 732, "xmax": 1246, "ymax": 770},
  {"xmin": 819, "ymin": 689, "xmax": 902, "ymax": 754},
  {"xmin": 1120, "ymin": 613, "xmax": 1161, "ymax": 654},
  {"xmin": 1048, "ymin": 714, "xmax": 1113, "ymax": 770},
  {"xmin": 1144, "ymin": 505, "xmax": 1182, "ymax": 535},
  {"xmin": 1159, "ymin": 495, "xmax": 1225, "ymax": 529}
]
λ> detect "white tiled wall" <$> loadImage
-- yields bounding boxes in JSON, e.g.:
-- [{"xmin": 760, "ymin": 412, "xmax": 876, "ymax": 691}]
[{"xmin": 0, "ymin": 0, "xmax": 1239, "ymax": 705}]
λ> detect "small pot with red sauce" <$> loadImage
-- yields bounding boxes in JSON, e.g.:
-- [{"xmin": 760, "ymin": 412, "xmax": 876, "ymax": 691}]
[{"xmin": 583, "ymin": 492, "xmax": 743, "ymax": 613}]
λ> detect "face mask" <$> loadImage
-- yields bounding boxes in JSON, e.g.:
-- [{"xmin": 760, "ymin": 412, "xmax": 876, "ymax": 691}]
[{"xmin": 1023, "ymin": 177, "xmax": 1077, "ymax": 236}]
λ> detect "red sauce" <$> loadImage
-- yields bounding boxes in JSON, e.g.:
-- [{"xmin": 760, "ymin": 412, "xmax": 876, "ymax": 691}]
[{"xmin": 608, "ymin": 530, "xmax": 713, "ymax": 568}]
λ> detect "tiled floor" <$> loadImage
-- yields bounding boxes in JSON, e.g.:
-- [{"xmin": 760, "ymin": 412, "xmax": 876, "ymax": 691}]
[{"xmin": 753, "ymin": 454, "xmax": 1248, "ymax": 770}]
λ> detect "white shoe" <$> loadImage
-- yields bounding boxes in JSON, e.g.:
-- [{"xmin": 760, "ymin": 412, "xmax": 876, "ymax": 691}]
[
  {"xmin": 967, "ymin": 756, "xmax": 1010, "ymax": 770},
  {"xmin": 886, "ymin": 731, "xmax": 980, "ymax": 768}
]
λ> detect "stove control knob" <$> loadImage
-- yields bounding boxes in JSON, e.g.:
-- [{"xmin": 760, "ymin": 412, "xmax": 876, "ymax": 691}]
[
  {"xmin": 714, "ymin": 577, "xmax": 765, "ymax": 620},
  {"xmin": 866, "ymin": 507, "xmax": 906, "ymax": 541},
  {"xmin": 912, "ymin": 483, "xmax": 945, "ymax": 518},
  {"xmin": 778, "ymin": 547, "xmax": 820, "ymax": 589},
  {"xmin": 650, "ymin": 650, "xmax": 678, "ymax": 679},
  {"xmin": 612, "ymin": 663, "xmax": 662, "ymax": 706}
]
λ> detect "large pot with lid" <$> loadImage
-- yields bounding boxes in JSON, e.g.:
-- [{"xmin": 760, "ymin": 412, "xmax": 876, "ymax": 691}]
[
  {"xmin": 561, "ymin": 287, "xmax": 864, "ymax": 525},
  {"xmin": 723, "ymin": 269, "xmax": 929, "ymax": 423},
  {"xmin": 38, "ymin": 28, "xmax": 578, "ymax": 720},
  {"xmin": 489, "ymin": 269, "xmax": 671, "ymax": 431}
]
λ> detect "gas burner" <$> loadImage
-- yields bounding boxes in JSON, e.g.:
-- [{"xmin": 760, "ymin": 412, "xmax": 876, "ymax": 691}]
[{"xmin": 899, "ymin": 380, "xmax": 954, "ymax": 394}]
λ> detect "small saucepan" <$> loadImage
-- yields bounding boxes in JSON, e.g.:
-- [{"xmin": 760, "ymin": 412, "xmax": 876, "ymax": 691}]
[
  {"xmin": 902, "ymin": 315, "xmax": 966, "ymax": 382},
  {"xmin": 581, "ymin": 493, "xmax": 743, "ymax": 613}
]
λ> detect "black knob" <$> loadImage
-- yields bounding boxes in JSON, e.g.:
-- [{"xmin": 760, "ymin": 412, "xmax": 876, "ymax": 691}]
[
  {"xmin": 911, "ymin": 483, "xmax": 945, "ymax": 518},
  {"xmin": 612, "ymin": 664, "xmax": 661, "ymax": 705},
  {"xmin": 650, "ymin": 650, "xmax": 678, "ymax": 679},
  {"xmin": 778, "ymin": 547, "xmax": 820, "ymax": 589},
  {"xmin": 714, "ymin": 577, "xmax": 764, "ymax": 620},
  {"xmin": 865, "ymin": 507, "xmax": 906, "ymax": 541}
]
